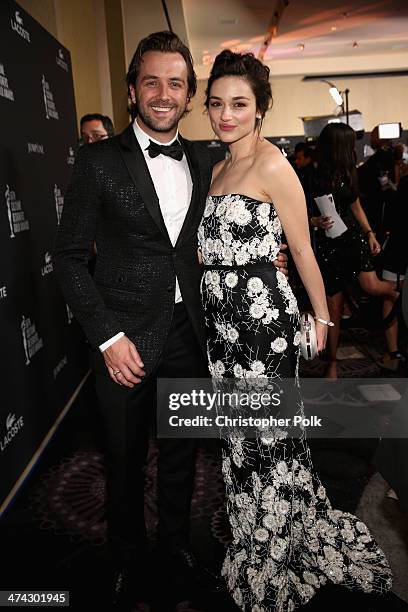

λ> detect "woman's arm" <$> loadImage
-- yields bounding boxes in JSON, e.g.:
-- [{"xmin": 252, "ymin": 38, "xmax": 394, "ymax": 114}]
[
  {"xmin": 259, "ymin": 150, "xmax": 330, "ymax": 349},
  {"xmin": 351, "ymin": 198, "xmax": 381, "ymax": 255},
  {"xmin": 350, "ymin": 197, "xmax": 372, "ymax": 233}
]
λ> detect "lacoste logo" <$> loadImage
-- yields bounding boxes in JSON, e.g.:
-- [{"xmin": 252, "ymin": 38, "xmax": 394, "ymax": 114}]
[{"xmin": 6, "ymin": 413, "xmax": 16, "ymax": 430}]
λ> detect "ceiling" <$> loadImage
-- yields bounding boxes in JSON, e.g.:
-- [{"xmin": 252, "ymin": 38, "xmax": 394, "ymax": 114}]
[{"xmin": 181, "ymin": 0, "xmax": 408, "ymax": 77}]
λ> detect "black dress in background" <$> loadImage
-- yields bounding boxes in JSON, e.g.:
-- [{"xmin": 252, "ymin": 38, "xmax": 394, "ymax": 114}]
[{"xmin": 309, "ymin": 175, "xmax": 375, "ymax": 297}]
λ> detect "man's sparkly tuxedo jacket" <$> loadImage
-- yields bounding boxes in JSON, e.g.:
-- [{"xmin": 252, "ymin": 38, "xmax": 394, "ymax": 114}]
[{"xmin": 54, "ymin": 123, "xmax": 212, "ymax": 374}]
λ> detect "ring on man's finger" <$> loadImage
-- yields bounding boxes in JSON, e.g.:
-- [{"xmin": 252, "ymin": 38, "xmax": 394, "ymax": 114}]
[{"xmin": 113, "ymin": 369, "xmax": 121, "ymax": 376}]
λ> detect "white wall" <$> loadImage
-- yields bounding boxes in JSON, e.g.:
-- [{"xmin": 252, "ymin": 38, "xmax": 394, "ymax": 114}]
[{"xmin": 180, "ymin": 74, "xmax": 408, "ymax": 140}]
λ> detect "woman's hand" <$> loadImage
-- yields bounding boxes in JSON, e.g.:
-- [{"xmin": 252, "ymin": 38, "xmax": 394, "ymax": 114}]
[
  {"xmin": 367, "ymin": 232, "xmax": 381, "ymax": 256},
  {"xmin": 311, "ymin": 215, "xmax": 334, "ymax": 230},
  {"xmin": 315, "ymin": 320, "xmax": 329, "ymax": 353}
]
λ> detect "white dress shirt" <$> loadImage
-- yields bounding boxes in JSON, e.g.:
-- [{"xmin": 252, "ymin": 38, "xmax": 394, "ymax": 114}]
[{"xmin": 99, "ymin": 119, "xmax": 193, "ymax": 352}]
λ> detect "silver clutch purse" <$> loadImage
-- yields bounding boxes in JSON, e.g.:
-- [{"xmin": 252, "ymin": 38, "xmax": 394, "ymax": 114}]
[{"xmin": 300, "ymin": 313, "xmax": 317, "ymax": 360}]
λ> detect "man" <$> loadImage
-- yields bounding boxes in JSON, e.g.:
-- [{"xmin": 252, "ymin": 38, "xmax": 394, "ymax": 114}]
[
  {"xmin": 80, "ymin": 113, "xmax": 115, "ymax": 144},
  {"xmin": 293, "ymin": 142, "xmax": 316, "ymax": 252},
  {"xmin": 294, "ymin": 141, "xmax": 313, "ymax": 172},
  {"xmin": 54, "ymin": 31, "xmax": 287, "ymax": 611},
  {"xmin": 358, "ymin": 125, "xmax": 396, "ymax": 241}
]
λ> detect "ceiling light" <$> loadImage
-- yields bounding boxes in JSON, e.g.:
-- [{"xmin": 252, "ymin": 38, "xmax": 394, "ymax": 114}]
[
  {"xmin": 298, "ymin": 43, "xmax": 305, "ymax": 51},
  {"xmin": 331, "ymin": 26, "xmax": 337, "ymax": 31},
  {"xmin": 321, "ymin": 79, "xmax": 344, "ymax": 106},
  {"xmin": 329, "ymin": 86, "xmax": 343, "ymax": 106}
]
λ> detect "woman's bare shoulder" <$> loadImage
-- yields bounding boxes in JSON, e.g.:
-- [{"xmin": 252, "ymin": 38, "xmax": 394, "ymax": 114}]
[
  {"xmin": 256, "ymin": 140, "xmax": 288, "ymax": 172},
  {"xmin": 256, "ymin": 141, "xmax": 301, "ymax": 201}
]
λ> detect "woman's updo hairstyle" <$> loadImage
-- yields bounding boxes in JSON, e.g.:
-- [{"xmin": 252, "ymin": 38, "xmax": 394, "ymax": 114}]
[{"xmin": 205, "ymin": 50, "xmax": 272, "ymax": 126}]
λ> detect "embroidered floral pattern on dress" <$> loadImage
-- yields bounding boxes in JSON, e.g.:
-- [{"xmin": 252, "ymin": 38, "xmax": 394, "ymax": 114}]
[
  {"xmin": 198, "ymin": 195, "xmax": 281, "ymax": 267},
  {"xmin": 198, "ymin": 194, "xmax": 391, "ymax": 611}
]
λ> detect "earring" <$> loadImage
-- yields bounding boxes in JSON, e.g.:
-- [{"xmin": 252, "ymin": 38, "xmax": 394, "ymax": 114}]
[{"xmin": 256, "ymin": 115, "xmax": 262, "ymax": 120}]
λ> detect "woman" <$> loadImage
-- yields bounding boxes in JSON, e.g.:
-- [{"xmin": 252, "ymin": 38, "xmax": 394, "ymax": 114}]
[
  {"xmin": 198, "ymin": 50, "xmax": 391, "ymax": 611},
  {"xmin": 310, "ymin": 123, "xmax": 398, "ymax": 378}
]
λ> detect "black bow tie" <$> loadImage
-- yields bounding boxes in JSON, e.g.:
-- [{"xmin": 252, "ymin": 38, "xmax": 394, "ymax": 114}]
[{"xmin": 147, "ymin": 139, "xmax": 183, "ymax": 161}]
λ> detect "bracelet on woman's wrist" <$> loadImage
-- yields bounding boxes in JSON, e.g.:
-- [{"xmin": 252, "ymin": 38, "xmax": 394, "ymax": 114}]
[
  {"xmin": 314, "ymin": 316, "xmax": 335, "ymax": 327},
  {"xmin": 365, "ymin": 229, "xmax": 374, "ymax": 236}
]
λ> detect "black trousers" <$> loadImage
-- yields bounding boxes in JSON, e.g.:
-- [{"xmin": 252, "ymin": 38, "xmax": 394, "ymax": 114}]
[{"xmin": 93, "ymin": 303, "xmax": 207, "ymax": 567}]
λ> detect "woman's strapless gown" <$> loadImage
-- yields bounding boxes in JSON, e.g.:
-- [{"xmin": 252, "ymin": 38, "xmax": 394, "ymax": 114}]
[{"xmin": 198, "ymin": 194, "xmax": 391, "ymax": 612}]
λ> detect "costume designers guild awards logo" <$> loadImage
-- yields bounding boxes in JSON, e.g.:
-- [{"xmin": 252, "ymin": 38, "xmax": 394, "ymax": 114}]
[
  {"xmin": 5, "ymin": 185, "xmax": 30, "ymax": 238},
  {"xmin": 67, "ymin": 146, "xmax": 75, "ymax": 165},
  {"xmin": 42, "ymin": 75, "xmax": 59, "ymax": 120},
  {"xmin": 1, "ymin": 412, "xmax": 25, "ymax": 453},
  {"xmin": 41, "ymin": 251, "xmax": 53, "ymax": 276},
  {"xmin": 53, "ymin": 355, "xmax": 68, "ymax": 379},
  {"xmin": 28, "ymin": 142, "xmax": 44, "ymax": 154},
  {"xmin": 54, "ymin": 184, "xmax": 64, "ymax": 224},
  {"xmin": 56, "ymin": 48, "xmax": 68, "ymax": 72},
  {"xmin": 66, "ymin": 304, "xmax": 74, "ymax": 324},
  {"xmin": 10, "ymin": 10, "xmax": 30, "ymax": 43},
  {"xmin": 21, "ymin": 315, "xmax": 43, "ymax": 365},
  {"xmin": 0, "ymin": 63, "xmax": 14, "ymax": 101}
]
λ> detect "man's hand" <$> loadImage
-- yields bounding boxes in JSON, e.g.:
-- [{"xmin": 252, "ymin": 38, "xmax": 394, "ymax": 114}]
[
  {"xmin": 273, "ymin": 243, "xmax": 289, "ymax": 277},
  {"xmin": 103, "ymin": 336, "xmax": 145, "ymax": 387}
]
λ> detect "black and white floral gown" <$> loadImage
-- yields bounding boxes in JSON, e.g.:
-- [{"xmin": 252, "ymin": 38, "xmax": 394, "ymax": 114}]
[{"xmin": 198, "ymin": 194, "xmax": 391, "ymax": 612}]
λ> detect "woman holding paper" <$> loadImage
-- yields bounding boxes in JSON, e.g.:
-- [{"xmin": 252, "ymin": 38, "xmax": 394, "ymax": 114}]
[{"xmin": 310, "ymin": 123, "xmax": 398, "ymax": 378}]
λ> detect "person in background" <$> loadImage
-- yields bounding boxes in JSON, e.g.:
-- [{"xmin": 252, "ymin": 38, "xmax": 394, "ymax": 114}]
[
  {"xmin": 381, "ymin": 173, "xmax": 408, "ymax": 368},
  {"xmin": 309, "ymin": 123, "xmax": 398, "ymax": 378},
  {"xmin": 80, "ymin": 113, "xmax": 115, "ymax": 144},
  {"xmin": 358, "ymin": 125, "xmax": 396, "ymax": 241},
  {"xmin": 393, "ymin": 143, "xmax": 408, "ymax": 187},
  {"xmin": 79, "ymin": 114, "xmax": 114, "ymax": 260},
  {"xmin": 294, "ymin": 141, "xmax": 313, "ymax": 171},
  {"xmin": 294, "ymin": 142, "xmax": 316, "ymax": 249}
]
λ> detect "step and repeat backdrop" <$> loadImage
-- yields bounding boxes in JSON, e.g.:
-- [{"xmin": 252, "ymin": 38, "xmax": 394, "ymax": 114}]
[{"xmin": 0, "ymin": 0, "xmax": 88, "ymax": 511}]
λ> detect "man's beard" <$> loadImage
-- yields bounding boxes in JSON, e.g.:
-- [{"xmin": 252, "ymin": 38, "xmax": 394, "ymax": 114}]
[{"xmin": 136, "ymin": 98, "xmax": 187, "ymax": 133}]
